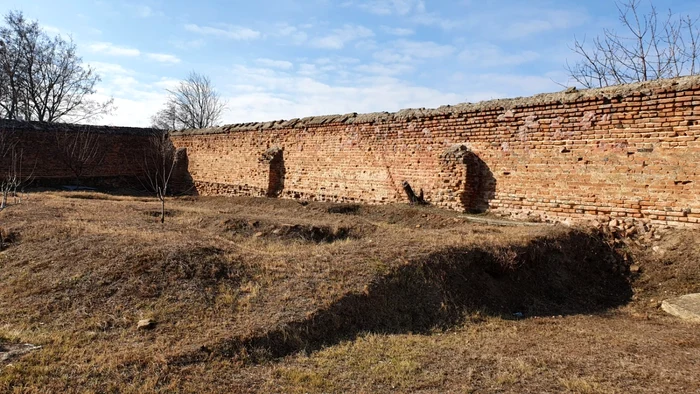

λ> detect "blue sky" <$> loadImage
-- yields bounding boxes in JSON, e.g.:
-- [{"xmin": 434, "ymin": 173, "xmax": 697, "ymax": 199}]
[{"xmin": 1, "ymin": 0, "xmax": 698, "ymax": 126}]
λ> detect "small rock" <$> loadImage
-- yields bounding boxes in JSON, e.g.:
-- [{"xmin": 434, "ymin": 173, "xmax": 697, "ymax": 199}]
[
  {"xmin": 253, "ymin": 232, "xmax": 264, "ymax": 238},
  {"xmin": 661, "ymin": 294, "xmax": 700, "ymax": 323},
  {"xmin": 415, "ymin": 224, "xmax": 421, "ymax": 229},
  {"xmin": 137, "ymin": 319, "xmax": 155, "ymax": 330},
  {"xmin": 609, "ymin": 219, "xmax": 619, "ymax": 228},
  {"xmin": 272, "ymin": 229, "xmax": 281, "ymax": 235},
  {"xmin": 629, "ymin": 264, "xmax": 641, "ymax": 273}
]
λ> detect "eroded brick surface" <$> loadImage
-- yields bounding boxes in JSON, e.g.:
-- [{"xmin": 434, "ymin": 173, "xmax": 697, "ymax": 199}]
[{"xmin": 172, "ymin": 76, "xmax": 700, "ymax": 229}]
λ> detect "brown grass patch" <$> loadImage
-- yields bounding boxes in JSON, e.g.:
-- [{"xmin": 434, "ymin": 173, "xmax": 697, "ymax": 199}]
[{"xmin": 0, "ymin": 191, "xmax": 698, "ymax": 393}]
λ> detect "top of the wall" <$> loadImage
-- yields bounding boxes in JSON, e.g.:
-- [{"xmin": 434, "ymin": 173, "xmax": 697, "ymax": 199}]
[
  {"xmin": 173, "ymin": 75, "xmax": 700, "ymax": 136},
  {"xmin": 0, "ymin": 119, "xmax": 159, "ymax": 135}
]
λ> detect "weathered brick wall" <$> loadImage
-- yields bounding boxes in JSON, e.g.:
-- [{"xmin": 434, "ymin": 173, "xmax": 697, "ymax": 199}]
[
  {"xmin": 0, "ymin": 119, "xmax": 157, "ymax": 185},
  {"xmin": 172, "ymin": 76, "xmax": 700, "ymax": 229}
]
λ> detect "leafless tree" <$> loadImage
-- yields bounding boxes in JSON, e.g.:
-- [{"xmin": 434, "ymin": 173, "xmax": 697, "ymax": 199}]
[
  {"xmin": 152, "ymin": 72, "xmax": 226, "ymax": 130},
  {"xmin": 567, "ymin": 0, "xmax": 700, "ymax": 88},
  {"xmin": 0, "ymin": 11, "xmax": 114, "ymax": 122},
  {"xmin": 54, "ymin": 126, "xmax": 105, "ymax": 184},
  {"xmin": 0, "ymin": 129, "xmax": 32, "ymax": 209},
  {"xmin": 150, "ymin": 101, "xmax": 180, "ymax": 131},
  {"xmin": 142, "ymin": 131, "xmax": 176, "ymax": 223}
]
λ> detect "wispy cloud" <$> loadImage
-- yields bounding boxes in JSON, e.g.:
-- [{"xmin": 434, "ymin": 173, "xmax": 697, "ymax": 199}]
[
  {"xmin": 146, "ymin": 53, "xmax": 181, "ymax": 64},
  {"xmin": 185, "ymin": 23, "xmax": 261, "ymax": 40},
  {"xmin": 349, "ymin": 0, "xmax": 423, "ymax": 16},
  {"xmin": 381, "ymin": 26, "xmax": 414, "ymax": 36},
  {"xmin": 311, "ymin": 24, "xmax": 374, "ymax": 49},
  {"xmin": 459, "ymin": 44, "xmax": 539, "ymax": 67},
  {"xmin": 134, "ymin": 5, "xmax": 153, "ymax": 18},
  {"xmin": 503, "ymin": 10, "xmax": 582, "ymax": 38},
  {"xmin": 170, "ymin": 39, "xmax": 206, "ymax": 49},
  {"xmin": 274, "ymin": 23, "xmax": 309, "ymax": 45},
  {"xmin": 88, "ymin": 42, "xmax": 141, "ymax": 57},
  {"xmin": 346, "ymin": 0, "xmax": 459, "ymax": 30},
  {"xmin": 256, "ymin": 58, "xmax": 294, "ymax": 70},
  {"xmin": 89, "ymin": 43, "xmax": 180, "ymax": 64},
  {"xmin": 392, "ymin": 39, "xmax": 455, "ymax": 59}
]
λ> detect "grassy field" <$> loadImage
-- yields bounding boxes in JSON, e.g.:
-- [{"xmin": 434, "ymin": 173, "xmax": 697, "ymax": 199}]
[{"xmin": 0, "ymin": 192, "xmax": 699, "ymax": 393}]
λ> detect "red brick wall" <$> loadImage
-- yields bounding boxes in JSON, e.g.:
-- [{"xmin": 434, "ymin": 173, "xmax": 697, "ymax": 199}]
[
  {"xmin": 0, "ymin": 120, "xmax": 156, "ymax": 184},
  {"xmin": 172, "ymin": 76, "xmax": 700, "ymax": 229}
]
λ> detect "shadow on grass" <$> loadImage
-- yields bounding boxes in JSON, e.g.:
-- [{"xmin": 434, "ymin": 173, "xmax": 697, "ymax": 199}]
[{"xmin": 173, "ymin": 229, "xmax": 633, "ymax": 365}]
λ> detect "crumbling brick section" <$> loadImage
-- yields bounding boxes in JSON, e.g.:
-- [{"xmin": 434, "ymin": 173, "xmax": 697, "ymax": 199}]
[
  {"xmin": 168, "ymin": 75, "xmax": 700, "ymax": 229},
  {"xmin": 260, "ymin": 147, "xmax": 285, "ymax": 197}
]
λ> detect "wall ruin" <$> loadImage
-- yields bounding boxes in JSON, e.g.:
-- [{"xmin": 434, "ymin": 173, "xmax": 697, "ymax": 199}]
[{"xmin": 172, "ymin": 76, "xmax": 700, "ymax": 229}]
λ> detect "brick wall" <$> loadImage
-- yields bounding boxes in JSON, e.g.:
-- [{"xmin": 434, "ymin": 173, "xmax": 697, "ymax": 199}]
[
  {"xmin": 0, "ymin": 119, "xmax": 157, "ymax": 186},
  {"xmin": 171, "ymin": 76, "xmax": 698, "ymax": 229}
]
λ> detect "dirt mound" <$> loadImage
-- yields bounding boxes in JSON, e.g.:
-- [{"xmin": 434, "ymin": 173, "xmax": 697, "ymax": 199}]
[{"xmin": 627, "ymin": 229, "xmax": 700, "ymax": 311}]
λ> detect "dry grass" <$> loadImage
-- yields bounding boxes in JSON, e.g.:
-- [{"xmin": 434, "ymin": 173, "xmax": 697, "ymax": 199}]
[{"xmin": 0, "ymin": 191, "xmax": 698, "ymax": 393}]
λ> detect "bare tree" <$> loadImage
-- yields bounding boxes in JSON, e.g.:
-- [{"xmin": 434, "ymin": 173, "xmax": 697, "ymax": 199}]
[
  {"xmin": 0, "ymin": 129, "xmax": 32, "ymax": 209},
  {"xmin": 0, "ymin": 11, "xmax": 114, "ymax": 122},
  {"xmin": 142, "ymin": 131, "xmax": 176, "ymax": 223},
  {"xmin": 567, "ymin": 0, "xmax": 700, "ymax": 88},
  {"xmin": 54, "ymin": 126, "xmax": 105, "ymax": 184},
  {"xmin": 150, "ymin": 101, "xmax": 180, "ymax": 131},
  {"xmin": 152, "ymin": 72, "xmax": 226, "ymax": 130}
]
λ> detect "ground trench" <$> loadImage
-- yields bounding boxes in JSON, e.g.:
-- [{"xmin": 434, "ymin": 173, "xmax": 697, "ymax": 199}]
[
  {"xmin": 172, "ymin": 229, "xmax": 633, "ymax": 366},
  {"xmin": 221, "ymin": 217, "xmax": 374, "ymax": 243}
]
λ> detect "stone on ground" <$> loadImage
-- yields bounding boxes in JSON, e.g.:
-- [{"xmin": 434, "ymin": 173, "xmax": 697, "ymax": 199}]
[{"xmin": 661, "ymin": 294, "xmax": 700, "ymax": 323}]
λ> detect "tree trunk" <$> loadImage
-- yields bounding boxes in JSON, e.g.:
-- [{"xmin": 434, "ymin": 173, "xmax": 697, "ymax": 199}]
[{"xmin": 161, "ymin": 197, "xmax": 165, "ymax": 224}]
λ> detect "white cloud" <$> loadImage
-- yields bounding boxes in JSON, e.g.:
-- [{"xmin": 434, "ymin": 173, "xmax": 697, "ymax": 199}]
[
  {"xmin": 153, "ymin": 78, "xmax": 181, "ymax": 90},
  {"xmin": 88, "ymin": 42, "xmax": 141, "ymax": 57},
  {"xmin": 146, "ymin": 53, "xmax": 181, "ymax": 64},
  {"xmin": 87, "ymin": 63, "xmax": 170, "ymax": 127},
  {"xmin": 171, "ymin": 39, "xmax": 206, "ymax": 49},
  {"xmin": 311, "ymin": 25, "xmax": 374, "ymax": 49},
  {"xmin": 43, "ymin": 25, "xmax": 62, "ymax": 36},
  {"xmin": 88, "ymin": 61, "xmax": 134, "ymax": 76},
  {"xmin": 503, "ymin": 10, "xmax": 582, "ymax": 38},
  {"xmin": 351, "ymin": 0, "xmax": 423, "ymax": 16},
  {"xmin": 220, "ymin": 64, "xmax": 465, "ymax": 123},
  {"xmin": 256, "ymin": 58, "xmax": 294, "ymax": 69},
  {"xmin": 132, "ymin": 5, "xmax": 153, "ymax": 18},
  {"xmin": 185, "ymin": 23, "xmax": 261, "ymax": 40},
  {"xmin": 355, "ymin": 62, "xmax": 414, "ymax": 76},
  {"xmin": 382, "ymin": 26, "xmax": 414, "ymax": 36},
  {"xmin": 274, "ymin": 23, "xmax": 309, "ymax": 45},
  {"xmin": 375, "ymin": 40, "xmax": 454, "ymax": 64},
  {"xmin": 459, "ymin": 44, "xmax": 539, "ymax": 67},
  {"xmin": 346, "ymin": 0, "xmax": 459, "ymax": 30}
]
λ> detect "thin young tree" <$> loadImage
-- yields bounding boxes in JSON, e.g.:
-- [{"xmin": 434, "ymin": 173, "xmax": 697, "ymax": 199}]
[
  {"xmin": 567, "ymin": 0, "xmax": 700, "ymax": 88},
  {"xmin": 152, "ymin": 72, "xmax": 226, "ymax": 130},
  {"xmin": 0, "ymin": 11, "xmax": 114, "ymax": 122},
  {"xmin": 0, "ymin": 129, "xmax": 32, "ymax": 209},
  {"xmin": 142, "ymin": 131, "xmax": 176, "ymax": 223}
]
